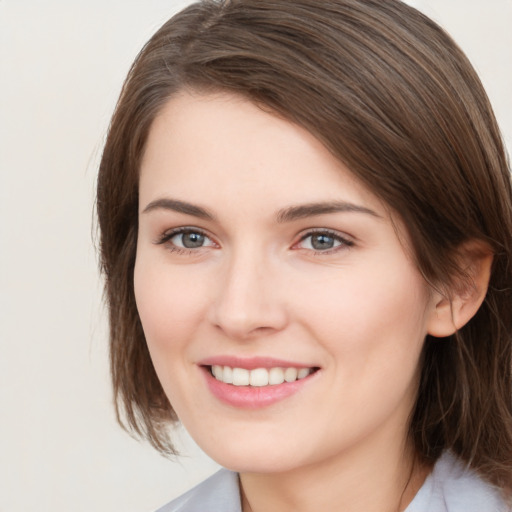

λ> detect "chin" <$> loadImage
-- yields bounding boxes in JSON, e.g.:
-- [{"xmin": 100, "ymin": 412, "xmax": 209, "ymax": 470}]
[
  {"xmin": 212, "ymin": 450, "xmax": 303, "ymax": 475},
  {"xmin": 189, "ymin": 429, "xmax": 314, "ymax": 475}
]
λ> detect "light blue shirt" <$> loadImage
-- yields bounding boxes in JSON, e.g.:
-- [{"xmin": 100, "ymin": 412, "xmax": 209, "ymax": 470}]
[{"xmin": 157, "ymin": 452, "xmax": 509, "ymax": 511}]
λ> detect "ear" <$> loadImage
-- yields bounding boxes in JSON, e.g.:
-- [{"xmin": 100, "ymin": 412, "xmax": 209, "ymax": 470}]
[{"xmin": 427, "ymin": 241, "xmax": 493, "ymax": 338}]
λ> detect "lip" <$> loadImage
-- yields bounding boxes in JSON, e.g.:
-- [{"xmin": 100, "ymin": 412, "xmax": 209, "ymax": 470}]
[
  {"xmin": 199, "ymin": 355, "xmax": 315, "ymax": 370},
  {"xmin": 199, "ymin": 356, "xmax": 320, "ymax": 409}
]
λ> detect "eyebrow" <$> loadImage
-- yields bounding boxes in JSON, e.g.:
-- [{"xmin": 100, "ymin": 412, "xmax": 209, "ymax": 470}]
[
  {"xmin": 275, "ymin": 201, "xmax": 380, "ymax": 223},
  {"xmin": 142, "ymin": 198, "xmax": 215, "ymax": 220},
  {"xmin": 142, "ymin": 198, "xmax": 380, "ymax": 222}
]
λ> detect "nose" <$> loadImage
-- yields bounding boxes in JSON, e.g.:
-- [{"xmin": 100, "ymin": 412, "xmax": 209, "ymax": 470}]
[{"xmin": 208, "ymin": 248, "xmax": 288, "ymax": 340}]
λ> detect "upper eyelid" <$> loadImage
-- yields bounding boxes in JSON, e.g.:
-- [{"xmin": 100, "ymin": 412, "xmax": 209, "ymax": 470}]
[{"xmin": 296, "ymin": 228, "xmax": 354, "ymax": 242}]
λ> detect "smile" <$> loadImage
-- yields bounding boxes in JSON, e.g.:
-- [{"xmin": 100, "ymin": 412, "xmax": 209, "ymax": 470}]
[{"xmin": 210, "ymin": 365, "xmax": 315, "ymax": 387}]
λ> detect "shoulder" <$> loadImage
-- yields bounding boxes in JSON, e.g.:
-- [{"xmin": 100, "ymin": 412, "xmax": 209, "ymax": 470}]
[
  {"xmin": 407, "ymin": 451, "xmax": 510, "ymax": 512},
  {"xmin": 155, "ymin": 469, "xmax": 241, "ymax": 512}
]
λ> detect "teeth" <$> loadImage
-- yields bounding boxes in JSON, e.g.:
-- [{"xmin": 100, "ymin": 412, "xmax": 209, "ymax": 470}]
[
  {"xmin": 250, "ymin": 368, "xmax": 269, "ymax": 387},
  {"xmin": 223, "ymin": 365, "xmax": 233, "ymax": 384},
  {"xmin": 232, "ymin": 368, "xmax": 250, "ymax": 386},
  {"xmin": 284, "ymin": 367, "xmax": 298, "ymax": 382},
  {"xmin": 212, "ymin": 365, "xmax": 223, "ymax": 380},
  {"xmin": 269, "ymin": 367, "xmax": 285, "ymax": 385},
  {"xmin": 211, "ymin": 365, "xmax": 314, "ymax": 387},
  {"xmin": 297, "ymin": 368, "xmax": 310, "ymax": 379}
]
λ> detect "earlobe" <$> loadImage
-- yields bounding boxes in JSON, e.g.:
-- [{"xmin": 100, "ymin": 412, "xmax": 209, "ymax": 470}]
[{"xmin": 427, "ymin": 241, "xmax": 493, "ymax": 338}]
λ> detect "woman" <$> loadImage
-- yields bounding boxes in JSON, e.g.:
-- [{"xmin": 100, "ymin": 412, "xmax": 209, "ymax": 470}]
[{"xmin": 97, "ymin": 0, "xmax": 512, "ymax": 510}]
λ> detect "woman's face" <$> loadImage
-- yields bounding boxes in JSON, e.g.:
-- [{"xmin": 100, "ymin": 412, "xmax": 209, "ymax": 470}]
[{"xmin": 135, "ymin": 90, "xmax": 439, "ymax": 474}]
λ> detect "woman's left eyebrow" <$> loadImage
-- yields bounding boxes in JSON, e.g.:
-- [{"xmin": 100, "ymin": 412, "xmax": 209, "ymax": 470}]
[{"xmin": 276, "ymin": 201, "xmax": 381, "ymax": 223}]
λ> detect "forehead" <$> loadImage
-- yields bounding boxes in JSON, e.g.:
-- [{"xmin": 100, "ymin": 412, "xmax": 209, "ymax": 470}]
[{"xmin": 139, "ymin": 90, "xmax": 385, "ymax": 216}]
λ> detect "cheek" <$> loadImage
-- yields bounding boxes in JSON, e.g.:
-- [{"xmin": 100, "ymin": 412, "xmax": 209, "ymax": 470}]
[
  {"xmin": 294, "ymin": 263, "xmax": 430, "ymax": 438},
  {"xmin": 133, "ymin": 255, "xmax": 215, "ymax": 413},
  {"xmin": 292, "ymin": 255, "xmax": 431, "ymax": 367},
  {"xmin": 133, "ymin": 255, "xmax": 211, "ymax": 355}
]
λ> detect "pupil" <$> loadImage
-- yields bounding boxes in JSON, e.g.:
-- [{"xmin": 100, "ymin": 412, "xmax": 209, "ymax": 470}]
[
  {"xmin": 182, "ymin": 232, "xmax": 205, "ymax": 248},
  {"xmin": 311, "ymin": 234, "xmax": 334, "ymax": 250}
]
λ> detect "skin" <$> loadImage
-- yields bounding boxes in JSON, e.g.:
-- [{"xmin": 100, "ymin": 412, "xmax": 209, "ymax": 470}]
[{"xmin": 134, "ymin": 90, "xmax": 454, "ymax": 512}]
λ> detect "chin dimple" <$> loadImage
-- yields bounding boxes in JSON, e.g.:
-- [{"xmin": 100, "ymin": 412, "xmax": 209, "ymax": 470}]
[{"xmin": 210, "ymin": 365, "xmax": 315, "ymax": 387}]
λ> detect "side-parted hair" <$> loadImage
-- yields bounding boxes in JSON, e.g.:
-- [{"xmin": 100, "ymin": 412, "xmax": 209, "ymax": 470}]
[{"xmin": 97, "ymin": 0, "xmax": 512, "ymax": 493}]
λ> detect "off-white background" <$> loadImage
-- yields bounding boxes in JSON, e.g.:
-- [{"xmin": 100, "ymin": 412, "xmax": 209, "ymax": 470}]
[{"xmin": 0, "ymin": 1, "xmax": 510, "ymax": 511}]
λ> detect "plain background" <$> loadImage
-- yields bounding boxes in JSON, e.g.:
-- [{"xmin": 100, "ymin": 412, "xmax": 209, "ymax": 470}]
[{"xmin": 0, "ymin": 1, "xmax": 510, "ymax": 511}]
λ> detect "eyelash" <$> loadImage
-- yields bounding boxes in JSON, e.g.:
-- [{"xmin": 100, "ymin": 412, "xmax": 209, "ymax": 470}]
[
  {"xmin": 155, "ymin": 227, "xmax": 216, "ymax": 255},
  {"xmin": 155, "ymin": 227, "xmax": 354, "ymax": 255},
  {"xmin": 295, "ymin": 229, "xmax": 354, "ymax": 255}
]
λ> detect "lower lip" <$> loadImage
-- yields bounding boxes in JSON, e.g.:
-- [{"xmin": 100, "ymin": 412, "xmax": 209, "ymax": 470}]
[{"xmin": 202, "ymin": 367, "xmax": 317, "ymax": 409}]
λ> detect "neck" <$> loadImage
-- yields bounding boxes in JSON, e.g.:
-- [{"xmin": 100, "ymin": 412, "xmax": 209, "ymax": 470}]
[{"xmin": 240, "ymin": 439, "xmax": 430, "ymax": 512}]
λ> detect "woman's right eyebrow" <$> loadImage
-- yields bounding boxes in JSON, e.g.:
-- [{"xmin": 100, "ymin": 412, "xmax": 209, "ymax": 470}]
[{"xmin": 142, "ymin": 198, "xmax": 215, "ymax": 220}]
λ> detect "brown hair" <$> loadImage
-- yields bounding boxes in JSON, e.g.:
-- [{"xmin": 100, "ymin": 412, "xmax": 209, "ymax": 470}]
[{"xmin": 97, "ymin": 0, "xmax": 512, "ymax": 492}]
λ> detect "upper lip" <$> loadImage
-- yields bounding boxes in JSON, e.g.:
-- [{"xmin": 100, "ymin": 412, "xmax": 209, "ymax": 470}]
[{"xmin": 198, "ymin": 356, "xmax": 318, "ymax": 370}]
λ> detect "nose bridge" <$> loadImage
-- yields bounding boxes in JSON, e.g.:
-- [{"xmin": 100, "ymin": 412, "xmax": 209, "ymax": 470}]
[{"xmin": 210, "ymin": 242, "xmax": 287, "ymax": 339}]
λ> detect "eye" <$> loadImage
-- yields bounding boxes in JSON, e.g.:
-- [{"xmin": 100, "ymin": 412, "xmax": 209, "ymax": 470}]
[
  {"xmin": 173, "ymin": 231, "xmax": 209, "ymax": 249},
  {"xmin": 156, "ymin": 228, "xmax": 216, "ymax": 251},
  {"xmin": 296, "ymin": 230, "xmax": 353, "ymax": 252}
]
